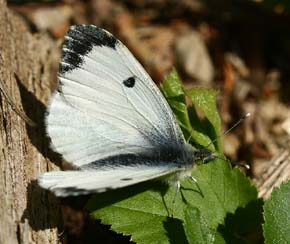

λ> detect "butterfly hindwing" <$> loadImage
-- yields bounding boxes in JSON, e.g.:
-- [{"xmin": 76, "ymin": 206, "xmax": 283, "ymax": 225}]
[{"xmin": 38, "ymin": 159, "xmax": 180, "ymax": 197}]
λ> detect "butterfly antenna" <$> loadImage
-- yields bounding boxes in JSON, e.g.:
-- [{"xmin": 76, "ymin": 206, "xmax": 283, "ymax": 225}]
[
  {"xmin": 213, "ymin": 155, "xmax": 250, "ymax": 170},
  {"xmin": 206, "ymin": 112, "xmax": 251, "ymax": 149}
]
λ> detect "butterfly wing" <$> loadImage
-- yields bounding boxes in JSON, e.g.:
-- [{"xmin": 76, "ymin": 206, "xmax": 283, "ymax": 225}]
[
  {"xmin": 39, "ymin": 25, "xmax": 193, "ymax": 196},
  {"xmin": 47, "ymin": 25, "xmax": 187, "ymax": 167},
  {"xmin": 38, "ymin": 159, "xmax": 182, "ymax": 197}
]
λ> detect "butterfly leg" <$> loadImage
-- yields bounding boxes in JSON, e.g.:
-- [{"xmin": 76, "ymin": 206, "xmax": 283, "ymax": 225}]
[
  {"xmin": 190, "ymin": 176, "xmax": 204, "ymax": 197},
  {"xmin": 173, "ymin": 180, "xmax": 181, "ymax": 203}
]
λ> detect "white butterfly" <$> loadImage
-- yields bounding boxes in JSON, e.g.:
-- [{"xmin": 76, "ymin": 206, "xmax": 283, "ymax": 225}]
[{"xmin": 38, "ymin": 25, "xmax": 214, "ymax": 197}]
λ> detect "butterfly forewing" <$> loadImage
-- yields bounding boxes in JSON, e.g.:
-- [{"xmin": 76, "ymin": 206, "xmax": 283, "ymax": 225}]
[{"xmin": 48, "ymin": 25, "xmax": 185, "ymax": 167}]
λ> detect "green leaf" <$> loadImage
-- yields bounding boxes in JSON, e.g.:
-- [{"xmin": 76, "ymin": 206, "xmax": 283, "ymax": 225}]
[
  {"xmin": 186, "ymin": 88, "xmax": 222, "ymax": 153},
  {"xmin": 263, "ymin": 180, "xmax": 290, "ymax": 244},
  {"xmin": 87, "ymin": 161, "xmax": 260, "ymax": 244},
  {"xmin": 160, "ymin": 69, "xmax": 192, "ymax": 140},
  {"xmin": 187, "ymin": 106, "xmax": 215, "ymax": 151},
  {"xmin": 87, "ymin": 182, "xmax": 188, "ymax": 244},
  {"xmin": 184, "ymin": 206, "xmax": 226, "ymax": 244},
  {"xmin": 88, "ymin": 69, "xmax": 261, "ymax": 243},
  {"xmin": 189, "ymin": 161, "xmax": 259, "ymax": 230},
  {"xmin": 160, "ymin": 68, "xmax": 185, "ymax": 99},
  {"xmin": 160, "ymin": 69, "xmax": 215, "ymax": 151}
]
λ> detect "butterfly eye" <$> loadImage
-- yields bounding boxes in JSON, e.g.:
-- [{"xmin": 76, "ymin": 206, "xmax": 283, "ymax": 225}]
[{"xmin": 123, "ymin": 77, "xmax": 136, "ymax": 88}]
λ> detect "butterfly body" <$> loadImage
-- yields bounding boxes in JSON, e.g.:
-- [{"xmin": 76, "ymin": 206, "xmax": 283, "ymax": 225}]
[{"xmin": 38, "ymin": 25, "xmax": 210, "ymax": 197}]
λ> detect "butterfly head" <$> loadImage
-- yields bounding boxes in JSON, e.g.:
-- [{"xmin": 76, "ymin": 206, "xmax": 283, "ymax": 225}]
[{"xmin": 193, "ymin": 148, "xmax": 216, "ymax": 164}]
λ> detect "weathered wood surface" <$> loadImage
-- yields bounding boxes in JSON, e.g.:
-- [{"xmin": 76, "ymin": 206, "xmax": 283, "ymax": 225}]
[
  {"xmin": 0, "ymin": 0, "xmax": 62, "ymax": 243},
  {"xmin": 255, "ymin": 149, "xmax": 290, "ymax": 199}
]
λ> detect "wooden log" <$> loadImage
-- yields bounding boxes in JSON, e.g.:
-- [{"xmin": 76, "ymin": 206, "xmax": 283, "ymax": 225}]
[{"xmin": 0, "ymin": 0, "xmax": 62, "ymax": 243}]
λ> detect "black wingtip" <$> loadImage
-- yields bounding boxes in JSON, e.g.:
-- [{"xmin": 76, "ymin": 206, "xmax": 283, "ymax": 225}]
[
  {"xmin": 59, "ymin": 25, "xmax": 118, "ymax": 74},
  {"xmin": 69, "ymin": 25, "xmax": 118, "ymax": 49}
]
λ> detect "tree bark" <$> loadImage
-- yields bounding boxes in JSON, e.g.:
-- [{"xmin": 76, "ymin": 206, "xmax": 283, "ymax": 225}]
[{"xmin": 0, "ymin": 0, "xmax": 62, "ymax": 243}]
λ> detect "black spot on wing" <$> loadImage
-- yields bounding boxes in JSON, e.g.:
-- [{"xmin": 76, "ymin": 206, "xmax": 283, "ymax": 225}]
[
  {"xmin": 120, "ymin": 178, "xmax": 133, "ymax": 181},
  {"xmin": 123, "ymin": 77, "xmax": 136, "ymax": 88},
  {"xmin": 59, "ymin": 25, "xmax": 118, "ymax": 74}
]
